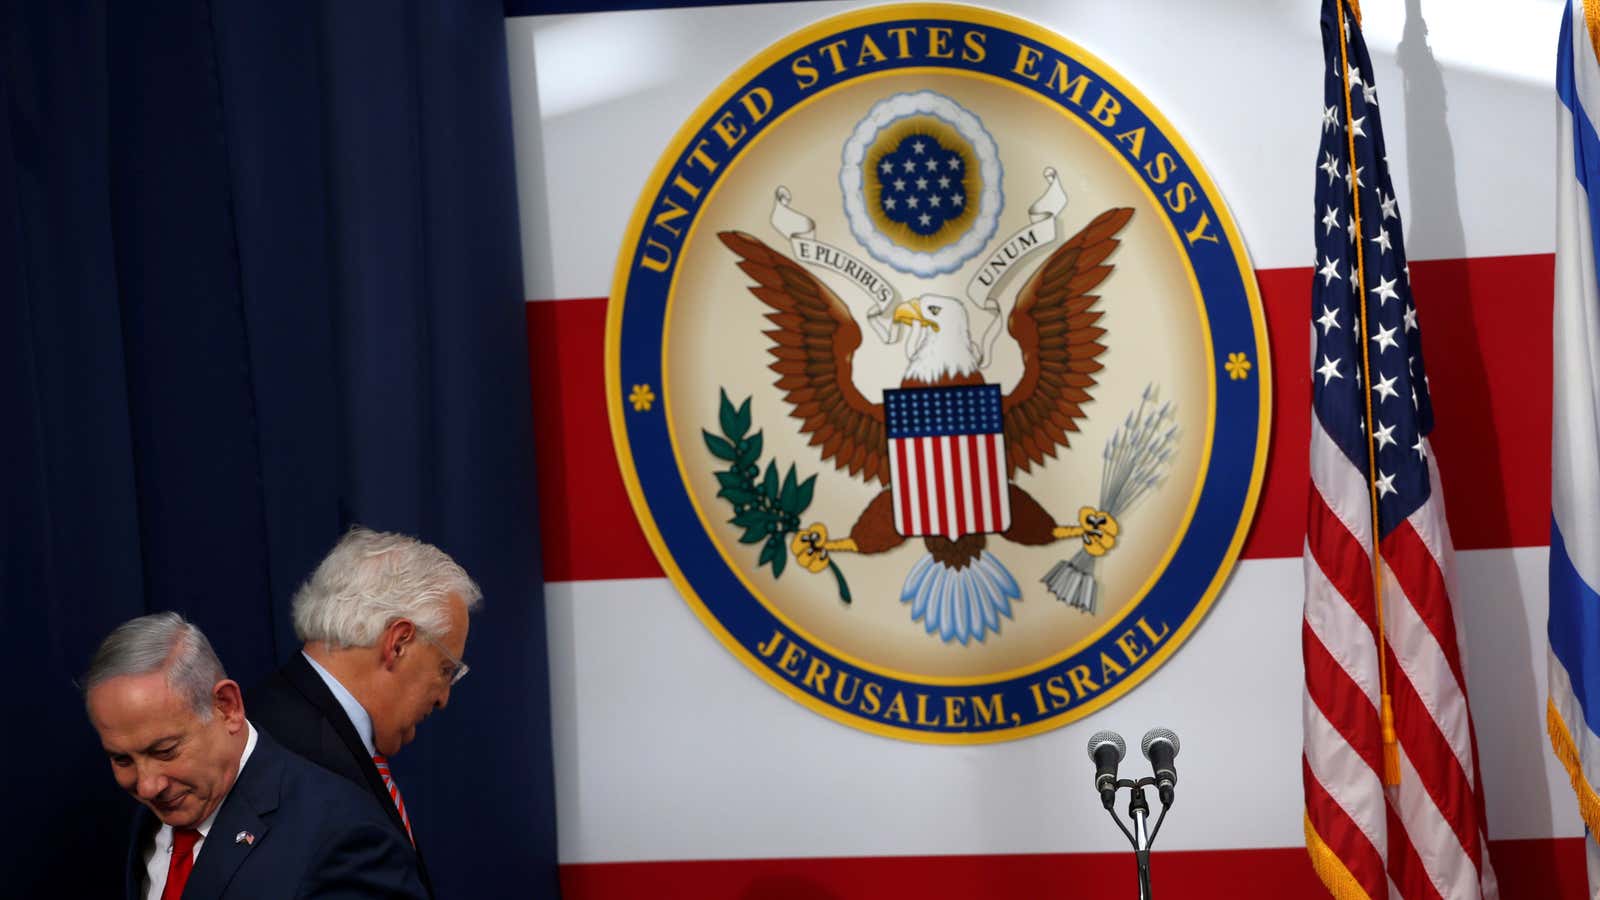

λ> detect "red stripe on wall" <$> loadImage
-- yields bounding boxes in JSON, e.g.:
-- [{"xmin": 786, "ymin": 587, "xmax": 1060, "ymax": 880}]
[
  {"xmin": 557, "ymin": 838, "xmax": 1587, "ymax": 900},
  {"xmin": 526, "ymin": 301, "xmax": 659, "ymax": 583},
  {"xmin": 528, "ymin": 253, "xmax": 1554, "ymax": 583},
  {"xmin": 1241, "ymin": 253, "xmax": 1554, "ymax": 559}
]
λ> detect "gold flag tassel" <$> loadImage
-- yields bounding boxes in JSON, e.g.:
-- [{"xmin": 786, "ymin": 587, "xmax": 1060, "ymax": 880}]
[
  {"xmin": 1334, "ymin": 0, "xmax": 1400, "ymax": 787},
  {"xmin": 1380, "ymin": 695, "xmax": 1400, "ymax": 786}
]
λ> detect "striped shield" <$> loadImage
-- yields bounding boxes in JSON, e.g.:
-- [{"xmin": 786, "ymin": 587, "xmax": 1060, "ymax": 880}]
[{"xmin": 884, "ymin": 384, "xmax": 1010, "ymax": 540}]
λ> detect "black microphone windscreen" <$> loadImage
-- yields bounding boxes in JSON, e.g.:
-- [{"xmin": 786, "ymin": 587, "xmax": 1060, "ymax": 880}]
[
  {"xmin": 1087, "ymin": 730, "xmax": 1126, "ymax": 762},
  {"xmin": 1140, "ymin": 727, "xmax": 1179, "ymax": 759}
]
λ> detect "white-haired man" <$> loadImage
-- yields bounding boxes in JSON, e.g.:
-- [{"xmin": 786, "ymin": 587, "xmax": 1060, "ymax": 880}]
[
  {"xmin": 247, "ymin": 526, "xmax": 481, "ymax": 898},
  {"xmin": 84, "ymin": 612, "xmax": 426, "ymax": 899}
]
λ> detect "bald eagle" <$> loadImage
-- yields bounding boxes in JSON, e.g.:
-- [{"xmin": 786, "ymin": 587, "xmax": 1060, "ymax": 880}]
[{"xmin": 717, "ymin": 207, "xmax": 1132, "ymax": 643}]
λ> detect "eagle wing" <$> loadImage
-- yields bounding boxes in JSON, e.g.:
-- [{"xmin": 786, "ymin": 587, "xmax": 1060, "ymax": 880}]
[
  {"xmin": 718, "ymin": 231, "xmax": 890, "ymax": 486},
  {"xmin": 1003, "ymin": 207, "xmax": 1135, "ymax": 476}
]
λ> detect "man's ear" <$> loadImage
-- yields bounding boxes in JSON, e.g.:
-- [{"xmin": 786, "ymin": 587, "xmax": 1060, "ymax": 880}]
[
  {"xmin": 214, "ymin": 679, "xmax": 245, "ymax": 732},
  {"xmin": 378, "ymin": 618, "xmax": 417, "ymax": 669}
]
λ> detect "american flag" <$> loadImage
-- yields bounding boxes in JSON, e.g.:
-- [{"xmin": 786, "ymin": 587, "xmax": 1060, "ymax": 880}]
[
  {"xmin": 884, "ymin": 384, "xmax": 1010, "ymax": 540},
  {"xmin": 1301, "ymin": 1, "xmax": 1498, "ymax": 897}
]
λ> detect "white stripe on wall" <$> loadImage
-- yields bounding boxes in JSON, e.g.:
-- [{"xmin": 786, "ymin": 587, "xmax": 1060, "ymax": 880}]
[{"xmin": 542, "ymin": 548, "xmax": 1574, "ymax": 864}]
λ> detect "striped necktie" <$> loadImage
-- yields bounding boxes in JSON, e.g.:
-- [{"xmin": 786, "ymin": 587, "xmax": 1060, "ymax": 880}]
[{"xmin": 371, "ymin": 754, "xmax": 415, "ymax": 845}]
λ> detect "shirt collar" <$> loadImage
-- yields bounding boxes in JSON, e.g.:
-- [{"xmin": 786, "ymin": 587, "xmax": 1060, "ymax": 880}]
[{"xmin": 301, "ymin": 650, "xmax": 377, "ymax": 757}]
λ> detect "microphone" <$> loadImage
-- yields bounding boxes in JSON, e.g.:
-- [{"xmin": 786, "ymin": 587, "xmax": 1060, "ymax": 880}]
[
  {"xmin": 1141, "ymin": 727, "xmax": 1180, "ymax": 806},
  {"xmin": 1087, "ymin": 731, "xmax": 1126, "ymax": 809}
]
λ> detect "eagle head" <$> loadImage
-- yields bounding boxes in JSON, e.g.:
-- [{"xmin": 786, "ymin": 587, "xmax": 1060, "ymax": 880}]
[{"xmin": 893, "ymin": 295, "xmax": 981, "ymax": 386}]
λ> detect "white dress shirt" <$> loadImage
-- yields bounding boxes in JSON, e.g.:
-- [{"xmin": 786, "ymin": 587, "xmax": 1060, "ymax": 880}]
[
  {"xmin": 301, "ymin": 650, "xmax": 377, "ymax": 756},
  {"xmin": 141, "ymin": 722, "xmax": 258, "ymax": 900}
]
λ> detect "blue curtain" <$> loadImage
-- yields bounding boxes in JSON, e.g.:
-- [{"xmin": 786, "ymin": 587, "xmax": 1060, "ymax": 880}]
[{"xmin": 0, "ymin": 2, "xmax": 557, "ymax": 896}]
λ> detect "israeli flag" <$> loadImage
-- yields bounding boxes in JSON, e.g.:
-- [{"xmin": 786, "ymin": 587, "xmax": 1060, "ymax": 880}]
[{"xmin": 1552, "ymin": 0, "xmax": 1600, "ymax": 888}]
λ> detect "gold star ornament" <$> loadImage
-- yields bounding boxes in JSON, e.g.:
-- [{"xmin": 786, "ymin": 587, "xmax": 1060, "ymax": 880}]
[{"xmin": 629, "ymin": 383, "xmax": 656, "ymax": 412}]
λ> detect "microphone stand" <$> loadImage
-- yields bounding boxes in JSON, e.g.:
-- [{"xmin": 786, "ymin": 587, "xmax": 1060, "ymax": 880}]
[{"xmin": 1102, "ymin": 776, "xmax": 1169, "ymax": 900}]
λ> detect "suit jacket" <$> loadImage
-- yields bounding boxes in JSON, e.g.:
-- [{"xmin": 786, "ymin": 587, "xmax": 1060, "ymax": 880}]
[
  {"xmin": 245, "ymin": 654, "xmax": 433, "ymax": 896},
  {"xmin": 123, "ymin": 728, "xmax": 426, "ymax": 899}
]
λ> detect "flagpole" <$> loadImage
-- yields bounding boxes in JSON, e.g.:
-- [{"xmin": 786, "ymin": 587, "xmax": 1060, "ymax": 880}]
[{"xmin": 1333, "ymin": 0, "xmax": 1401, "ymax": 788}]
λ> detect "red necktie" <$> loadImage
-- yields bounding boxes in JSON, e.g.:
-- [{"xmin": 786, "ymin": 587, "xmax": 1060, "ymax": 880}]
[
  {"xmin": 160, "ymin": 827, "xmax": 201, "ymax": 900},
  {"xmin": 371, "ymin": 754, "xmax": 415, "ymax": 845}
]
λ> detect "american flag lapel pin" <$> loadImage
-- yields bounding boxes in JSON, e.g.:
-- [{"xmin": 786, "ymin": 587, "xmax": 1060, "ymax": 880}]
[{"xmin": 234, "ymin": 831, "xmax": 255, "ymax": 846}]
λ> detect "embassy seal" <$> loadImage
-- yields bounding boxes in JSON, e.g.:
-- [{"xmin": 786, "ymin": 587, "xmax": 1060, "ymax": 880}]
[{"xmin": 607, "ymin": 4, "xmax": 1270, "ymax": 744}]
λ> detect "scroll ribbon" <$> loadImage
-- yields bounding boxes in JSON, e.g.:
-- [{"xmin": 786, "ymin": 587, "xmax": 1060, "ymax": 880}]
[
  {"xmin": 963, "ymin": 167, "xmax": 1069, "ymax": 367},
  {"xmin": 770, "ymin": 187, "xmax": 905, "ymax": 344}
]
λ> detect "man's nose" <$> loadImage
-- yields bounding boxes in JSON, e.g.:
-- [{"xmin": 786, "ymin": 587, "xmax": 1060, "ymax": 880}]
[
  {"xmin": 436, "ymin": 684, "xmax": 451, "ymax": 710},
  {"xmin": 135, "ymin": 764, "xmax": 168, "ymax": 800}
]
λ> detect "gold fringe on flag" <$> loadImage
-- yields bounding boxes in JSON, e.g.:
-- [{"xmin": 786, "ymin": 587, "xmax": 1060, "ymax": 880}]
[
  {"xmin": 1303, "ymin": 813, "xmax": 1374, "ymax": 900},
  {"xmin": 1547, "ymin": 698, "xmax": 1600, "ymax": 838},
  {"xmin": 1584, "ymin": 0, "xmax": 1600, "ymax": 67}
]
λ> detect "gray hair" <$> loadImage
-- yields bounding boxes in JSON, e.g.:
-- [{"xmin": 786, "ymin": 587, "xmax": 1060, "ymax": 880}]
[
  {"xmin": 292, "ymin": 525, "xmax": 482, "ymax": 649},
  {"xmin": 81, "ymin": 612, "xmax": 227, "ymax": 720}
]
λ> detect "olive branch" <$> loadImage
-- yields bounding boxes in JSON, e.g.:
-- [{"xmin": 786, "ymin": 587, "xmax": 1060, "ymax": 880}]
[{"xmin": 703, "ymin": 390, "xmax": 851, "ymax": 603}]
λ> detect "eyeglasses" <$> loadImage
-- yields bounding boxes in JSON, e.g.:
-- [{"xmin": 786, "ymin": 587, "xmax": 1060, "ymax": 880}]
[{"xmin": 418, "ymin": 631, "xmax": 470, "ymax": 686}]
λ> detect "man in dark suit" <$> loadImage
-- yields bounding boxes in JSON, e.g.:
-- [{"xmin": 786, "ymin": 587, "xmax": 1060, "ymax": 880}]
[
  {"xmin": 247, "ymin": 526, "xmax": 481, "ymax": 898},
  {"xmin": 84, "ymin": 612, "xmax": 426, "ymax": 899}
]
